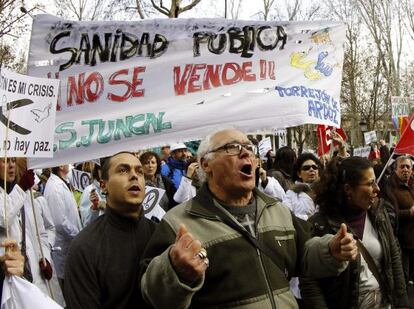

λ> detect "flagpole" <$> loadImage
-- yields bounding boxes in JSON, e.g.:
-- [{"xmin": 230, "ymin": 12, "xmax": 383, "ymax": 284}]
[
  {"xmin": 3, "ymin": 108, "xmax": 12, "ymax": 240},
  {"xmin": 376, "ymin": 152, "xmax": 395, "ymax": 184},
  {"xmin": 28, "ymin": 189, "xmax": 55, "ymax": 299}
]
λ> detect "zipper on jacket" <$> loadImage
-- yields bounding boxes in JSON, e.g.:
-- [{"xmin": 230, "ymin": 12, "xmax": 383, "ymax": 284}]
[{"xmin": 257, "ymin": 248, "xmax": 277, "ymax": 309}]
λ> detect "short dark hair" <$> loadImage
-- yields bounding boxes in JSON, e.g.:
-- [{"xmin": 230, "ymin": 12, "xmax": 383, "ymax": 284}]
[
  {"xmin": 292, "ymin": 153, "xmax": 321, "ymax": 182},
  {"xmin": 101, "ymin": 151, "xmax": 136, "ymax": 180},
  {"xmin": 139, "ymin": 151, "xmax": 161, "ymax": 175}
]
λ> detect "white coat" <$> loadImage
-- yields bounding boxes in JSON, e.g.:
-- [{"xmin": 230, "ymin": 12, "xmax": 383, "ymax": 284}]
[
  {"xmin": 43, "ymin": 174, "xmax": 82, "ymax": 279},
  {"xmin": 173, "ymin": 177, "xmax": 196, "ymax": 204},
  {"xmin": 79, "ymin": 181, "xmax": 105, "ymax": 227},
  {"xmin": 0, "ymin": 185, "xmax": 53, "ymax": 296},
  {"xmin": 258, "ymin": 176, "xmax": 286, "ymax": 201}
]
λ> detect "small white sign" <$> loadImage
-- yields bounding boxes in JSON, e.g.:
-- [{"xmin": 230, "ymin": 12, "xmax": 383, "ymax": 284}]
[
  {"xmin": 142, "ymin": 186, "xmax": 166, "ymax": 221},
  {"xmin": 0, "ymin": 68, "xmax": 59, "ymax": 157},
  {"xmin": 70, "ymin": 169, "xmax": 91, "ymax": 192},
  {"xmin": 364, "ymin": 130, "xmax": 377, "ymax": 145},
  {"xmin": 258, "ymin": 137, "xmax": 272, "ymax": 159},
  {"xmin": 353, "ymin": 146, "xmax": 371, "ymax": 158}
]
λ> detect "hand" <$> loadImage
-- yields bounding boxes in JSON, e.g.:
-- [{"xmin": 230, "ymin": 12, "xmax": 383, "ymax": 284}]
[
  {"xmin": 39, "ymin": 258, "xmax": 53, "ymax": 280},
  {"xmin": 0, "ymin": 239, "xmax": 24, "ymax": 277},
  {"xmin": 409, "ymin": 206, "xmax": 414, "ymax": 218},
  {"xmin": 259, "ymin": 167, "xmax": 267, "ymax": 183},
  {"xmin": 90, "ymin": 189, "xmax": 99, "ymax": 210},
  {"xmin": 18, "ymin": 170, "xmax": 35, "ymax": 191},
  {"xmin": 331, "ymin": 130, "xmax": 344, "ymax": 147},
  {"xmin": 97, "ymin": 201, "xmax": 106, "ymax": 210},
  {"xmin": 328, "ymin": 223, "xmax": 358, "ymax": 262},
  {"xmin": 186, "ymin": 162, "xmax": 199, "ymax": 179},
  {"xmin": 169, "ymin": 224, "xmax": 208, "ymax": 284}
]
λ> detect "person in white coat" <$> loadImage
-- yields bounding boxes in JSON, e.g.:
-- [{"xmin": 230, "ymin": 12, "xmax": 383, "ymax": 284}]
[
  {"xmin": 0, "ymin": 158, "xmax": 54, "ymax": 297},
  {"xmin": 43, "ymin": 165, "xmax": 82, "ymax": 291},
  {"xmin": 79, "ymin": 162, "xmax": 106, "ymax": 227}
]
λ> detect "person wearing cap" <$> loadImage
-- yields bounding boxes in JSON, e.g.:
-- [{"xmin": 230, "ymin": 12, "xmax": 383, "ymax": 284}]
[{"xmin": 161, "ymin": 142, "xmax": 188, "ymax": 190}]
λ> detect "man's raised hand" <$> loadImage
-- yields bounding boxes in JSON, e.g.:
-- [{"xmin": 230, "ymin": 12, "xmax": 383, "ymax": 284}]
[{"xmin": 169, "ymin": 224, "xmax": 209, "ymax": 284}]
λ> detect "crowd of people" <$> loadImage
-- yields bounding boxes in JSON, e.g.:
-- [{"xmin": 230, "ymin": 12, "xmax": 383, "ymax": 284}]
[{"xmin": 0, "ymin": 127, "xmax": 412, "ymax": 309}]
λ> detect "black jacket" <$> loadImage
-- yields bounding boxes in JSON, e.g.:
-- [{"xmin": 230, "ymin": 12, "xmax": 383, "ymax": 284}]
[{"xmin": 300, "ymin": 199, "xmax": 408, "ymax": 309}]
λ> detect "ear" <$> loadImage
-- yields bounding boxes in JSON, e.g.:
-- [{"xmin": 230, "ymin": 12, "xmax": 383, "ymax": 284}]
[
  {"xmin": 200, "ymin": 157, "xmax": 211, "ymax": 174},
  {"xmin": 343, "ymin": 183, "xmax": 352, "ymax": 196}
]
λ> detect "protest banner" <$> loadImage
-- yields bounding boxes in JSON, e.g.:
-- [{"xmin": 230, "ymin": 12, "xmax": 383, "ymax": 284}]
[
  {"xmin": 0, "ymin": 68, "xmax": 59, "ymax": 158},
  {"xmin": 364, "ymin": 130, "xmax": 377, "ymax": 145},
  {"xmin": 258, "ymin": 137, "xmax": 272, "ymax": 159},
  {"xmin": 69, "ymin": 169, "xmax": 91, "ymax": 192},
  {"xmin": 353, "ymin": 146, "xmax": 371, "ymax": 158},
  {"xmin": 27, "ymin": 16, "xmax": 345, "ymax": 168},
  {"xmin": 142, "ymin": 186, "xmax": 165, "ymax": 221}
]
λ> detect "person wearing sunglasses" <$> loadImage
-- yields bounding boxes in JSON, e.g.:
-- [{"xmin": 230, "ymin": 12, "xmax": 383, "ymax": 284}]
[
  {"xmin": 141, "ymin": 127, "xmax": 358, "ymax": 309},
  {"xmin": 300, "ymin": 156, "xmax": 408, "ymax": 309}
]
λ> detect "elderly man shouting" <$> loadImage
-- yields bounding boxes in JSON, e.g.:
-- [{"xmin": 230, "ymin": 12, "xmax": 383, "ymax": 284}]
[{"xmin": 141, "ymin": 128, "xmax": 357, "ymax": 309}]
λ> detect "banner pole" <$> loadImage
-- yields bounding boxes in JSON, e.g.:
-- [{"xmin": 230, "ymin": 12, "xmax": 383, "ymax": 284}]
[
  {"xmin": 376, "ymin": 152, "xmax": 395, "ymax": 184},
  {"xmin": 3, "ymin": 108, "xmax": 11, "ymax": 240},
  {"xmin": 29, "ymin": 189, "xmax": 55, "ymax": 299}
]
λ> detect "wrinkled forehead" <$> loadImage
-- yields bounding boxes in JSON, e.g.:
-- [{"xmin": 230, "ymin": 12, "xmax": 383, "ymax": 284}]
[
  {"xmin": 211, "ymin": 129, "xmax": 250, "ymax": 148},
  {"xmin": 397, "ymin": 158, "xmax": 413, "ymax": 168}
]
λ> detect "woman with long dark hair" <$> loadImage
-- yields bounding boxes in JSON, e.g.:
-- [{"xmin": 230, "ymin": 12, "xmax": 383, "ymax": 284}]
[{"xmin": 300, "ymin": 157, "xmax": 407, "ymax": 309}]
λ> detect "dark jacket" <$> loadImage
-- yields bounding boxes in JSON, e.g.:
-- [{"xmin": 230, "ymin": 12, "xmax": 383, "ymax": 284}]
[
  {"xmin": 161, "ymin": 175, "xmax": 178, "ymax": 210},
  {"xmin": 64, "ymin": 207, "xmax": 156, "ymax": 309},
  {"xmin": 388, "ymin": 173, "xmax": 414, "ymax": 248},
  {"xmin": 300, "ymin": 200, "xmax": 408, "ymax": 309}
]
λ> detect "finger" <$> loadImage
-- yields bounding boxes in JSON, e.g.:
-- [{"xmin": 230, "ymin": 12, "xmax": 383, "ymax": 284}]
[
  {"xmin": 176, "ymin": 233, "xmax": 195, "ymax": 249},
  {"xmin": 337, "ymin": 223, "xmax": 347, "ymax": 239},
  {"xmin": 188, "ymin": 240, "xmax": 202, "ymax": 256},
  {"xmin": 175, "ymin": 224, "xmax": 188, "ymax": 242},
  {"xmin": 339, "ymin": 234, "xmax": 354, "ymax": 245},
  {"xmin": 1, "ymin": 239, "xmax": 17, "ymax": 250}
]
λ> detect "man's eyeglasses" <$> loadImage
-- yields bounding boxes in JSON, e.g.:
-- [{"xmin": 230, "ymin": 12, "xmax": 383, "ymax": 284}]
[
  {"xmin": 358, "ymin": 180, "xmax": 379, "ymax": 189},
  {"xmin": 207, "ymin": 143, "xmax": 257, "ymax": 156},
  {"xmin": 301, "ymin": 164, "xmax": 318, "ymax": 171}
]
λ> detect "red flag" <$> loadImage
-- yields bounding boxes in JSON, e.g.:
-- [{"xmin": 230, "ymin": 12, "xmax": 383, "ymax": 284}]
[
  {"xmin": 394, "ymin": 115, "xmax": 414, "ymax": 156},
  {"xmin": 317, "ymin": 125, "xmax": 347, "ymax": 156},
  {"xmin": 399, "ymin": 116, "xmax": 410, "ymax": 136}
]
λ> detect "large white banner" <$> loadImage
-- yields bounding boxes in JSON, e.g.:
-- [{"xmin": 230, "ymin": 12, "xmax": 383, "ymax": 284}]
[
  {"xmin": 0, "ymin": 68, "xmax": 59, "ymax": 158},
  {"xmin": 27, "ymin": 15, "xmax": 345, "ymax": 168}
]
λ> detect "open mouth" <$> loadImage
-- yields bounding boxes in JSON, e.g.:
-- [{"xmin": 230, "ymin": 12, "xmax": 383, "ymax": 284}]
[
  {"xmin": 240, "ymin": 164, "xmax": 253, "ymax": 176},
  {"xmin": 128, "ymin": 185, "xmax": 141, "ymax": 192}
]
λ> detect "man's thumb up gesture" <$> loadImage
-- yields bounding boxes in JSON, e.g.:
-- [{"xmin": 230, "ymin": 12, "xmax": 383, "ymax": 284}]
[{"xmin": 328, "ymin": 223, "xmax": 358, "ymax": 261}]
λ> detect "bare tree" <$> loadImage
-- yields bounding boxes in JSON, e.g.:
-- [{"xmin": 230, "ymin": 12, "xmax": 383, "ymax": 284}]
[
  {"xmin": 150, "ymin": 0, "xmax": 202, "ymax": 18},
  {"xmin": 0, "ymin": 0, "xmax": 36, "ymax": 39},
  {"xmin": 54, "ymin": 0, "xmax": 118, "ymax": 20},
  {"xmin": 356, "ymin": 0, "xmax": 403, "ymax": 97},
  {"xmin": 259, "ymin": 0, "xmax": 275, "ymax": 21}
]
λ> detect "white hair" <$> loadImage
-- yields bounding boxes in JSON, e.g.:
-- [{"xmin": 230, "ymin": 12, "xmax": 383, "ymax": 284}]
[{"xmin": 196, "ymin": 126, "xmax": 239, "ymax": 182}]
